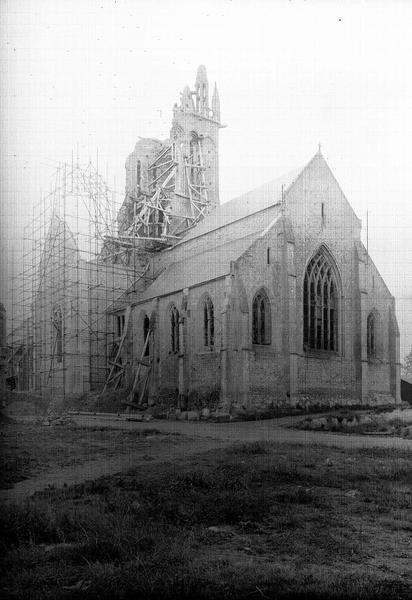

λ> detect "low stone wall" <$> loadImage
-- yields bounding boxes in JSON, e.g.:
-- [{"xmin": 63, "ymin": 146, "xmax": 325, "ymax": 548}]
[
  {"xmin": 294, "ymin": 409, "xmax": 412, "ymax": 438},
  {"xmin": 293, "ymin": 390, "xmax": 397, "ymax": 411}
]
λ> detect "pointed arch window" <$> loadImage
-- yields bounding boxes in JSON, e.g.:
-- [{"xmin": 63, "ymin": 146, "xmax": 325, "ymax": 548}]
[
  {"xmin": 143, "ymin": 315, "xmax": 150, "ymax": 357},
  {"xmin": 303, "ymin": 249, "xmax": 339, "ymax": 351},
  {"xmin": 116, "ymin": 313, "xmax": 126, "ymax": 338},
  {"xmin": 170, "ymin": 305, "xmax": 180, "ymax": 353},
  {"xmin": 51, "ymin": 306, "xmax": 63, "ymax": 363},
  {"xmin": 203, "ymin": 296, "xmax": 214, "ymax": 347},
  {"xmin": 252, "ymin": 290, "xmax": 271, "ymax": 345},
  {"xmin": 367, "ymin": 312, "xmax": 376, "ymax": 359}
]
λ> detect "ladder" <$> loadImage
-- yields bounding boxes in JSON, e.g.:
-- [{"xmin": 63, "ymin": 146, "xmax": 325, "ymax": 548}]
[
  {"xmin": 102, "ymin": 305, "xmax": 131, "ymax": 393},
  {"xmin": 125, "ymin": 321, "xmax": 153, "ymax": 407}
]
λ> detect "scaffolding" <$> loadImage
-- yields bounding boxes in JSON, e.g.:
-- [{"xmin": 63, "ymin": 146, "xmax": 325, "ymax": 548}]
[
  {"xmin": 128, "ymin": 139, "xmax": 209, "ymax": 238},
  {"xmin": 7, "ymin": 66, "xmax": 221, "ymax": 399},
  {"xmin": 110, "ymin": 137, "xmax": 213, "ymax": 270},
  {"xmin": 7, "ymin": 138, "xmax": 216, "ymax": 397},
  {"xmin": 7, "ymin": 157, "xmax": 139, "ymax": 399}
]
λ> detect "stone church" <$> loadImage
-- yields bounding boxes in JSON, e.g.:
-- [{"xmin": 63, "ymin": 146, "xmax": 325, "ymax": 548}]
[
  {"xmin": 23, "ymin": 65, "xmax": 401, "ymax": 411},
  {"xmin": 106, "ymin": 66, "xmax": 400, "ymax": 411}
]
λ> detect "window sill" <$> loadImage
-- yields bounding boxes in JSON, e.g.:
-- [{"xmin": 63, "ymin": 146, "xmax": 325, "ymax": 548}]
[
  {"xmin": 196, "ymin": 348, "xmax": 218, "ymax": 356},
  {"xmin": 252, "ymin": 345, "xmax": 274, "ymax": 357},
  {"xmin": 303, "ymin": 348, "xmax": 340, "ymax": 360},
  {"xmin": 367, "ymin": 357, "xmax": 383, "ymax": 365}
]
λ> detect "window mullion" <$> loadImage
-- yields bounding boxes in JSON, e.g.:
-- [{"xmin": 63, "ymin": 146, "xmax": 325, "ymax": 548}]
[
  {"xmin": 327, "ymin": 273, "xmax": 332, "ymax": 351},
  {"xmin": 315, "ymin": 268, "xmax": 321, "ymax": 349},
  {"xmin": 309, "ymin": 271, "xmax": 315, "ymax": 348}
]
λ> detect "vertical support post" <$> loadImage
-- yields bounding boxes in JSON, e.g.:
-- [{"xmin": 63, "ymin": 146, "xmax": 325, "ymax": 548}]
[
  {"xmin": 240, "ymin": 312, "xmax": 250, "ymax": 408},
  {"xmin": 359, "ymin": 253, "xmax": 369, "ymax": 404},
  {"xmin": 148, "ymin": 300, "xmax": 159, "ymax": 405},
  {"xmin": 287, "ymin": 237, "xmax": 298, "ymax": 403},
  {"xmin": 279, "ymin": 219, "xmax": 298, "ymax": 405},
  {"xmin": 389, "ymin": 301, "xmax": 401, "ymax": 404},
  {"xmin": 220, "ymin": 271, "xmax": 233, "ymax": 412},
  {"xmin": 178, "ymin": 288, "xmax": 189, "ymax": 408}
]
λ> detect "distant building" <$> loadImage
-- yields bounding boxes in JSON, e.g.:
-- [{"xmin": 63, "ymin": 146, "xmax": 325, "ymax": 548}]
[{"xmin": 401, "ymin": 376, "xmax": 412, "ymax": 405}]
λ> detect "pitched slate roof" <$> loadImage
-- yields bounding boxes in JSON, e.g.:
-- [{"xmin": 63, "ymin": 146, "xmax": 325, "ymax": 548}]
[
  {"xmin": 176, "ymin": 166, "xmax": 302, "ymax": 245},
  {"xmin": 131, "ymin": 166, "xmax": 305, "ymax": 304},
  {"xmin": 111, "ymin": 161, "xmax": 310, "ymax": 308},
  {"xmin": 137, "ymin": 234, "xmax": 257, "ymax": 302}
]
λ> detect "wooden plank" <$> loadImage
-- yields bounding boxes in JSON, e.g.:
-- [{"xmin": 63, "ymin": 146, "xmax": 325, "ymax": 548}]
[
  {"xmin": 138, "ymin": 371, "xmax": 150, "ymax": 406},
  {"xmin": 102, "ymin": 305, "xmax": 131, "ymax": 393},
  {"xmin": 135, "ymin": 359, "xmax": 151, "ymax": 367},
  {"xmin": 128, "ymin": 324, "xmax": 153, "ymax": 404}
]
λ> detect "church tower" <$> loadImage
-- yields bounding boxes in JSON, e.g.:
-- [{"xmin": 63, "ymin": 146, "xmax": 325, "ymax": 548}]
[
  {"xmin": 171, "ymin": 65, "xmax": 222, "ymax": 210},
  {"xmin": 117, "ymin": 66, "xmax": 222, "ymax": 251}
]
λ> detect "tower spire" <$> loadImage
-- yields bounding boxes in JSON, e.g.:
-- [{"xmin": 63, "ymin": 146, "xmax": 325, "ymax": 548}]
[
  {"xmin": 212, "ymin": 82, "xmax": 220, "ymax": 122},
  {"xmin": 181, "ymin": 85, "xmax": 195, "ymax": 112},
  {"xmin": 195, "ymin": 65, "xmax": 209, "ymax": 115}
]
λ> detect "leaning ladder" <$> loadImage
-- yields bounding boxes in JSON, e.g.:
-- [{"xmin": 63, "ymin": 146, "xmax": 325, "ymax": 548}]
[
  {"xmin": 102, "ymin": 305, "xmax": 131, "ymax": 393},
  {"xmin": 125, "ymin": 323, "xmax": 153, "ymax": 407}
]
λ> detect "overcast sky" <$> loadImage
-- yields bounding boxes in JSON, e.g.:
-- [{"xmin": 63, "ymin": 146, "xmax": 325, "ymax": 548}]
[{"xmin": 1, "ymin": 0, "xmax": 411, "ymax": 358}]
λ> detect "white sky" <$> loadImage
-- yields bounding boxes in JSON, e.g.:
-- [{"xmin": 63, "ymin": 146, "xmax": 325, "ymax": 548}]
[{"xmin": 1, "ymin": 0, "xmax": 411, "ymax": 358}]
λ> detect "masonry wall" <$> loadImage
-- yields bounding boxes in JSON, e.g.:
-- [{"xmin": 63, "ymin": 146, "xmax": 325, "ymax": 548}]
[
  {"xmin": 186, "ymin": 280, "xmax": 224, "ymax": 403},
  {"xmin": 123, "ymin": 278, "xmax": 225, "ymax": 408},
  {"xmin": 33, "ymin": 226, "xmax": 79, "ymax": 397},
  {"xmin": 284, "ymin": 153, "xmax": 397, "ymax": 406},
  {"xmin": 357, "ymin": 245, "xmax": 399, "ymax": 403},
  {"xmin": 283, "ymin": 155, "xmax": 360, "ymax": 404},
  {"xmin": 233, "ymin": 217, "xmax": 290, "ymax": 410},
  {"xmin": 105, "ymin": 152, "xmax": 399, "ymax": 411}
]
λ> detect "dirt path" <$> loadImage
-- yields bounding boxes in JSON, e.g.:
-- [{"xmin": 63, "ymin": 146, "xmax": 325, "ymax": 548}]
[
  {"xmin": 72, "ymin": 413, "xmax": 412, "ymax": 449},
  {"xmin": 2, "ymin": 414, "xmax": 411, "ymax": 505},
  {"xmin": 0, "ymin": 434, "xmax": 230, "ymax": 505}
]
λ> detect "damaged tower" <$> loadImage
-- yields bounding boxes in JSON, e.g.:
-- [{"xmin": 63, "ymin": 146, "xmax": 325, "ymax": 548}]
[{"xmin": 114, "ymin": 65, "xmax": 222, "ymax": 263}]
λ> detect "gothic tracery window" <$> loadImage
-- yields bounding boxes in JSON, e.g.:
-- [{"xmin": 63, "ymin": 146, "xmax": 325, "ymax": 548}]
[
  {"xmin": 252, "ymin": 290, "xmax": 271, "ymax": 345},
  {"xmin": 303, "ymin": 249, "xmax": 339, "ymax": 351},
  {"xmin": 367, "ymin": 312, "xmax": 376, "ymax": 359},
  {"xmin": 203, "ymin": 296, "xmax": 214, "ymax": 347},
  {"xmin": 170, "ymin": 305, "xmax": 180, "ymax": 353}
]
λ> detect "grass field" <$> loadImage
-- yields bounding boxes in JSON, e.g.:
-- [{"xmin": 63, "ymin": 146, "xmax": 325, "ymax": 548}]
[
  {"xmin": 0, "ymin": 422, "xmax": 175, "ymax": 489},
  {"xmin": 1, "ymin": 435, "xmax": 411, "ymax": 600}
]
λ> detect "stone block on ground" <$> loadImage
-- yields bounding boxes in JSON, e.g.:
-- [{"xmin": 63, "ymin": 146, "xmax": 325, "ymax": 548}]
[
  {"xmin": 200, "ymin": 407, "xmax": 210, "ymax": 419},
  {"xmin": 187, "ymin": 410, "xmax": 200, "ymax": 421},
  {"xmin": 126, "ymin": 413, "xmax": 143, "ymax": 422},
  {"xmin": 213, "ymin": 412, "xmax": 231, "ymax": 422},
  {"xmin": 402, "ymin": 426, "xmax": 411, "ymax": 438}
]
